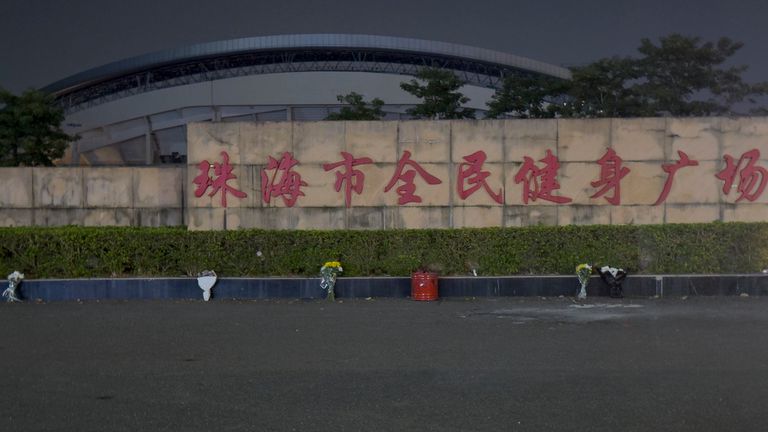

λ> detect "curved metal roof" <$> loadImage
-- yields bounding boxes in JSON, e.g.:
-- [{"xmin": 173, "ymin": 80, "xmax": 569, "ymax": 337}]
[{"xmin": 44, "ymin": 34, "xmax": 571, "ymax": 112}]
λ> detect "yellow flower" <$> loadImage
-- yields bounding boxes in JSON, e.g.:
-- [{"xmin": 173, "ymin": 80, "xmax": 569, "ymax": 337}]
[
  {"xmin": 323, "ymin": 261, "xmax": 341, "ymax": 268},
  {"xmin": 576, "ymin": 263, "xmax": 592, "ymax": 273}
]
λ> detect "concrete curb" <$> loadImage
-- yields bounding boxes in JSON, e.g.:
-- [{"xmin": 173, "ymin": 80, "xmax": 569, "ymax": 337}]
[{"xmin": 9, "ymin": 274, "xmax": 768, "ymax": 302}]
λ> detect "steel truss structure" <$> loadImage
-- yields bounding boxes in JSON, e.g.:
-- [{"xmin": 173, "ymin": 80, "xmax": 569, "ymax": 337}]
[{"xmin": 45, "ymin": 34, "xmax": 571, "ymax": 114}]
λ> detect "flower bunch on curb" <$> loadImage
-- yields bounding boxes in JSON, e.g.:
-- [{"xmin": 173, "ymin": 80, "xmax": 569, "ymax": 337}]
[
  {"xmin": 598, "ymin": 265, "xmax": 628, "ymax": 298},
  {"xmin": 320, "ymin": 261, "xmax": 343, "ymax": 301},
  {"xmin": 599, "ymin": 266, "xmax": 624, "ymax": 278},
  {"xmin": 575, "ymin": 264, "xmax": 592, "ymax": 299},
  {"xmin": 3, "ymin": 271, "xmax": 24, "ymax": 303},
  {"xmin": 196, "ymin": 270, "xmax": 218, "ymax": 302}
]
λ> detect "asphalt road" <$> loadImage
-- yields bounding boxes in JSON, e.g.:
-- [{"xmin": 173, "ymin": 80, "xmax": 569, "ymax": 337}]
[{"xmin": 1, "ymin": 297, "xmax": 767, "ymax": 431}]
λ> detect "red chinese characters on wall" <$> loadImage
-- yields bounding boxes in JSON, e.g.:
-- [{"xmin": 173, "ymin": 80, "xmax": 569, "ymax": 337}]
[
  {"xmin": 513, "ymin": 149, "xmax": 572, "ymax": 204},
  {"xmin": 590, "ymin": 148, "xmax": 630, "ymax": 205},
  {"xmin": 384, "ymin": 150, "xmax": 443, "ymax": 205},
  {"xmin": 456, "ymin": 150, "xmax": 503, "ymax": 204},
  {"xmin": 715, "ymin": 149, "xmax": 767, "ymax": 202},
  {"xmin": 192, "ymin": 151, "xmax": 247, "ymax": 207},
  {"xmin": 193, "ymin": 145, "xmax": 768, "ymax": 208},
  {"xmin": 654, "ymin": 151, "xmax": 699, "ymax": 205},
  {"xmin": 323, "ymin": 152, "xmax": 374, "ymax": 208},
  {"xmin": 261, "ymin": 152, "xmax": 307, "ymax": 207}
]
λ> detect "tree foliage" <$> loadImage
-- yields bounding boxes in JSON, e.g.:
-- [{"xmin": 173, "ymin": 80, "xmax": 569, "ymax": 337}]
[
  {"xmin": 563, "ymin": 57, "xmax": 651, "ymax": 118},
  {"xmin": 485, "ymin": 74, "xmax": 569, "ymax": 119},
  {"xmin": 400, "ymin": 68, "xmax": 476, "ymax": 119},
  {"xmin": 487, "ymin": 34, "xmax": 767, "ymax": 119},
  {"xmin": 325, "ymin": 92, "xmax": 386, "ymax": 120},
  {"xmin": 634, "ymin": 34, "xmax": 766, "ymax": 116},
  {"xmin": 0, "ymin": 88, "xmax": 75, "ymax": 166}
]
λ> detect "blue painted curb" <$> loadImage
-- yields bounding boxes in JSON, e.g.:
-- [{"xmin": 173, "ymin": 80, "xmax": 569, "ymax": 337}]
[{"xmin": 7, "ymin": 275, "xmax": 768, "ymax": 302}]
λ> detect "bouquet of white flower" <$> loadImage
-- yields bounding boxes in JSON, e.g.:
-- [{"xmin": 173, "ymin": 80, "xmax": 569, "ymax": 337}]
[
  {"xmin": 197, "ymin": 270, "xmax": 218, "ymax": 301},
  {"xmin": 598, "ymin": 266, "xmax": 627, "ymax": 298},
  {"xmin": 3, "ymin": 271, "xmax": 24, "ymax": 302}
]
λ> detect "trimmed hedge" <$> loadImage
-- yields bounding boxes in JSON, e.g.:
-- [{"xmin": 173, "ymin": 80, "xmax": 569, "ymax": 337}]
[{"xmin": 0, "ymin": 223, "xmax": 766, "ymax": 278}]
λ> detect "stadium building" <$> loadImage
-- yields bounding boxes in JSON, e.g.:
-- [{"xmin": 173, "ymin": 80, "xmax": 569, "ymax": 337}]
[{"xmin": 44, "ymin": 34, "xmax": 571, "ymax": 166}]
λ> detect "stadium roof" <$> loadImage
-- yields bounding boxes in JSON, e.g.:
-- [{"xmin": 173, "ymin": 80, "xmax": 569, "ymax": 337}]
[{"xmin": 44, "ymin": 34, "xmax": 572, "ymax": 113}]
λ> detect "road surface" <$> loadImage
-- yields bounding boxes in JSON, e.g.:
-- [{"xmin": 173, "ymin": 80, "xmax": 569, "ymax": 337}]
[{"xmin": 1, "ymin": 297, "xmax": 767, "ymax": 431}]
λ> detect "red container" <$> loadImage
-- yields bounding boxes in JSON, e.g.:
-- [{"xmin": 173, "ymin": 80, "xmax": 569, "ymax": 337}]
[{"xmin": 411, "ymin": 271, "xmax": 439, "ymax": 301}]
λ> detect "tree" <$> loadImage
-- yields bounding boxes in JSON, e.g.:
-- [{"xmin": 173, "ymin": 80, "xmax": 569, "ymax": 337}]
[
  {"xmin": 325, "ymin": 92, "xmax": 386, "ymax": 120},
  {"xmin": 562, "ymin": 57, "xmax": 650, "ymax": 118},
  {"xmin": 634, "ymin": 34, "xmax": 766, "ymax": 116},
  {"xmin": 485, "ymin": 74, "xmax": 569, "ymax": 119},
  {"xmin": 400, "ymin": 68, "xmax": 476, "ymax": 119},
  {"xmin": 485, "ymin": 34, "xmax": 767, "ymax": 119},
  {"xmin": 0, "ymin": 88, "xmax": 75, "ymax": 166}
]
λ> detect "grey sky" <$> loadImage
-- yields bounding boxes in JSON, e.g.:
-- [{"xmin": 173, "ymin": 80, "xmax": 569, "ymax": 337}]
[{"xmin": 1, "ymin": 0, "xmax": 767, "ymax": 93}]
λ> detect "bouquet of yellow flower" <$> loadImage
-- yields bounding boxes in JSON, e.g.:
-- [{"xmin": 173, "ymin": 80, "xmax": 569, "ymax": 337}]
[
  {"xmin": 575, "ymin": 263, "xmax": 592, "ymax": 299},
  {"xmin": 320, "ymin": 261, "xmax": 343, "ymax": 301}
]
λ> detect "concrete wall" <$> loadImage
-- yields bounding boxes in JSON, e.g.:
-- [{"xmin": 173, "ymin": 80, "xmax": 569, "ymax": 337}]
[
  {"xmin": 1, "ymin": 118, "xmax": 765, "ymax": 229},
  {"xmin": 186, "ymin": 118, "xmax": 768, "ymax": 230},
  {"xmin": 0, "ymin": 167, "xmax": 185, "ymax": 227}
]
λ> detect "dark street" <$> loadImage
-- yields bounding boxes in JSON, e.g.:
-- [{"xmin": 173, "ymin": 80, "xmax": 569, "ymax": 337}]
[{"xmin": 1, "ymin": 297, "xmax": 767, "ymax": 431}]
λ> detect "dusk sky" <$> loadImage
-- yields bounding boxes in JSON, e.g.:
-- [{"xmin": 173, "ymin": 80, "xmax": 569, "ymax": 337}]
[{"xmin": 1, "ymin": 0, "xmax": 767, "ymax": 94}]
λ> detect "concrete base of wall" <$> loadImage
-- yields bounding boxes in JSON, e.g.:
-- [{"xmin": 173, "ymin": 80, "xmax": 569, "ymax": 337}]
[{"xmin": 10, "ymin": 275, "xmax": 768, "ymax": 302}]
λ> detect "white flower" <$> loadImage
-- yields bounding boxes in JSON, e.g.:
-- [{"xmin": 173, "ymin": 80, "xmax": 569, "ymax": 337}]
[{"xmin": 600, "ymin": 266, "xmax": 623, "ymax": 278}]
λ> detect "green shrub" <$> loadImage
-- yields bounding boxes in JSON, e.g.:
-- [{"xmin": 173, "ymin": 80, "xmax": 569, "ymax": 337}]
[{"xmin": 0, "ymin": 223, "xmax": 765, "ymax": 278}]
